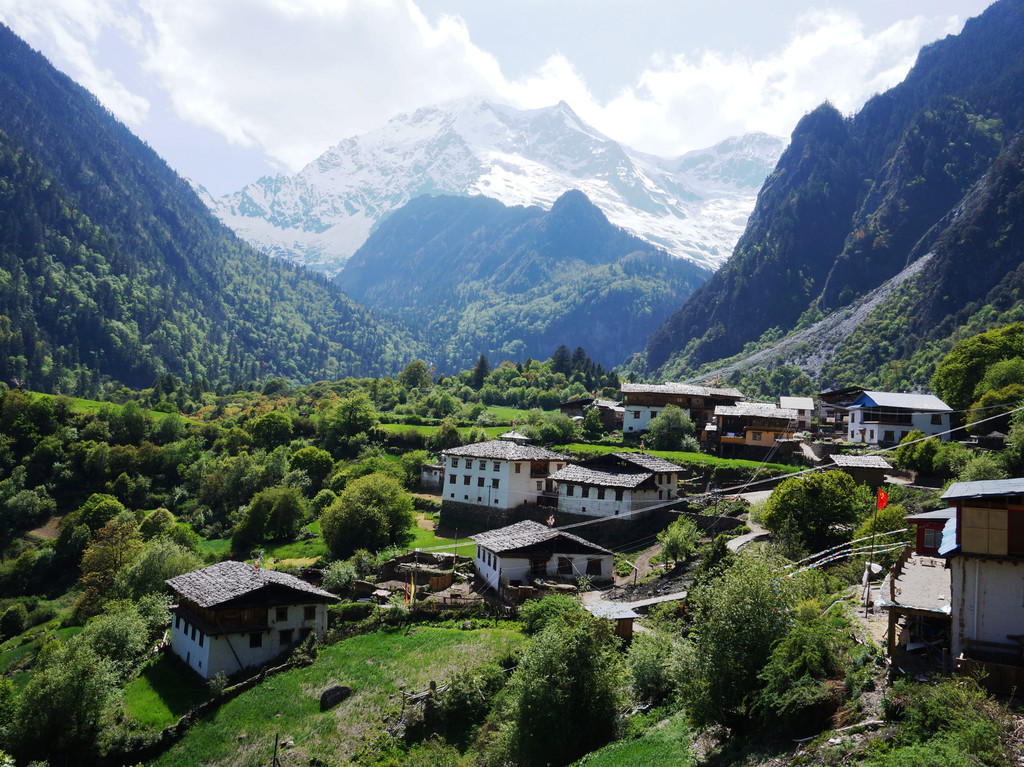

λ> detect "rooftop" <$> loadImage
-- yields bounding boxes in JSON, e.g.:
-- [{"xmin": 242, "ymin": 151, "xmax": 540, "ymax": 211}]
[
  {"xmin": 613, "ymin": 452, "xmax": 682, "ymax": 473},
  {"xmin": 852, "ymin": 391, "xmax": 952, "ymax": 412},
  {"xmin": 586, "ymin": 602, "xmax": 639, "ymax": 621},
  {"xmin": 444, "ymin": 440, "xmax": 568, "ymax": 462},
  {"xmin": 906, "ymin": 507, "xmax": 956, "ymax": 522},
  {"xmin": 620, "ymin": 382, "xmax": 744, "ymax": 399},
  {"xmin": 942, "ymin": 477, "xmax": 1024, "ymax": 502},
  {"xmin": 470, "ymin": 520, "xmax": 611, "ymax": 555},
  {"xmin": 878, "ymin": 554, "xmax": 951, "ymax": 616},
  {"xmin": 779, "ymin": 396, "xmax": 815, "ymax": 411},
  {"xmin": 714, "ymin": 403, "xmax": 799, "ymax": 419},
  {"xmin": 166, "ymin": 561, "xmax": 337, "ymax": 608},
  {"xmin": 550, "ymin": 464, "xmax": 651, "ymax": 489},
  {"xmin": 831, "ymin": 454, "xmax": 893, "ymax": 469}
]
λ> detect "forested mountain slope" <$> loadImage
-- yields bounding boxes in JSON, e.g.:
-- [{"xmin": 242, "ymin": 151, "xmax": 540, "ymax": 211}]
[
  {"xmin": 336, "ymin": 190, "xmax": 710, "ymax": 370},
  {"xmin": 640, "ymin": 0, "xmax": 1024, "ymax": 386},
  {"xmin": 0, "ymin": 24, "xmax": 419, "ymax": 393}
]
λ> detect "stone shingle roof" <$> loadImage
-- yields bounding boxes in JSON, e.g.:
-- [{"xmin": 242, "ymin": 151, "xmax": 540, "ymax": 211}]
[
  {"xmin": 831, "ymin": 454, "xmax": 893, "ymax": 469},
  {"xmin": 714, "ymin": 403, "xmax": 798, "ymax": 419},
  {"xmin": 614, "ymin": 452, "xmax": 681, "ymax": 473},
  {"xmin": 620, "ymin": 382, "xmax": 744, "ymax": 399},
  {"xmin": 443, "ymin": 440, "xmax": 568, "ymax": 462},
  {"xmin": 550, "ymin": 464, "xmax": 651, "ymax": 489},
  {"xmin": 470, "ymin": 520, "xmax": 611, "ymax": 554},
  {"xmin": 165, "ymin": 560, "xmax": 337, "ymax": 608}
]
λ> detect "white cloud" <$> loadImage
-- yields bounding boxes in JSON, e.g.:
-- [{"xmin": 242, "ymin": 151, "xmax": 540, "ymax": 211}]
[
  {"xmin": 0, "ymin": 0, "xmax": 978, "ymax": 177},
  {"xmin": 0, "ymin": 0, "xmax": 150, "ymax": 125},
  {"xmin": 137, "ymin": 0, "xmax": 508, "ymax": 170},
  {"xmin": 558, "ymin": 9, "xmax": 970, "ymax": 155}
]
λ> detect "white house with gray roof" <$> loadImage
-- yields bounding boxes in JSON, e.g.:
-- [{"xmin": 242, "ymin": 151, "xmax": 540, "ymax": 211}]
[
  {"xmin": 165, "ymin": 560, "xmax": 338, "ymax": 679},
  {"xmin": 471, "ymin": 520, "xmax": 613, "ymax": 591},
  {"xmin": 847, "ymin": 391, "xmax": 952, "ymax": 445},
  {"xmin": 442, "ymin": 440, "xmax": 569, "ymax": 512},
  {"xmin": 550, "ymin": 452, "xmax": 681, "ymax": 517}
]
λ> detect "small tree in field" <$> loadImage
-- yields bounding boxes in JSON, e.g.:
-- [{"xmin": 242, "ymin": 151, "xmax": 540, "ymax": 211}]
[
  {"xmin": 658, "ymin": 516, "xmax": 700, "ymax": 566},
  {"xmin": 644, "ymin": 405, "xmax": 695, "ymax": 451},
  {"xmin": 320, "ymin": 472, "xmax": 414, "ymax": 559},
  {"xmin": 505, "ymin": 611, "xmax": 624, "ymax": 766},
  {"xmin": 761, "ymin": 471, "xmax": 867, "ymax": 556}
]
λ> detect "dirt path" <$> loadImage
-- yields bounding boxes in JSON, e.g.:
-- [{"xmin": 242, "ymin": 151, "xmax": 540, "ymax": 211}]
[{"xmin": 615, "ymin": 544, "xmax": 664, "ymax": 587}]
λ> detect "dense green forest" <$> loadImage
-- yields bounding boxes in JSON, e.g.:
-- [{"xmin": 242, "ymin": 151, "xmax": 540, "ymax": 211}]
[
  {"xmin": 337, "ymin": 190, "xmax": 710, "ymax": 371},
  {"xmin": 0, "ymin": 23, "xmax": 420, "ymax": 396}
]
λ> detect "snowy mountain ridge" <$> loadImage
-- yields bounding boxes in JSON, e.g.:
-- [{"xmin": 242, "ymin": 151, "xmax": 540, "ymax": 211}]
[{"xmin": 205, "ymin": 98, "xmax": 786, "ymax": 275}]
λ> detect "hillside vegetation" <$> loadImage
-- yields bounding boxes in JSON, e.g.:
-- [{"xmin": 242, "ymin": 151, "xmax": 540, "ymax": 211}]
[
  {"xmin": 337, "ymin": 190, "xmax": 710, "ymax": 371},
  {"xmin": 638, "ymin": 0, "xmax": 1024, "ymax": 392},
  {"xmin": 0, "ymin": 23, "xmax": 419, "ymax": 394}
]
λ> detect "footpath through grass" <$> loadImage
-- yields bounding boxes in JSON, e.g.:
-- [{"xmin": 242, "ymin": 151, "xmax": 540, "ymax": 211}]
[{"xmin": 152, "ymin": 626, "xmax": 525, "ymax": 767}]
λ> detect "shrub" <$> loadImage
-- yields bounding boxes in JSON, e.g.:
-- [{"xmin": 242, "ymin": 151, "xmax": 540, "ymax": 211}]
[
  {"xmin": 322, "ymin": 560, "xmax": 357, "ymax": 594},
  {"xmin": 627, "ymin": 630, "xmax": 675, "ymax": 704},
  {"xmin": 519, "ymin": 594, "xmax": 583, "ymax": 634},
  {"xmin": 0, "ymin": 603, "xmax": 28, "ymax": 639}
]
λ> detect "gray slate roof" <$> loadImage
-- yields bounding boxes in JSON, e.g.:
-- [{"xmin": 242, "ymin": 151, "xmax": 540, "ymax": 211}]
[
  {"xmin": 614, "ymin": 452, "xmax": 682, "ymax": 473},
  {"xmin": 166, "ymin": 560, "xmax": 337, "ymax": 608},
  {"xmin": 471, "ymin": 520, "xmax": 611, "ymax": 555},
  {"xmin": 831, "ymin": 454, "xmax": 893, "ymax": 469},
  {"xmin": 942, "ymin": 478, "xmax": 1024, "ymax": 501},
  {"xmin": 550, "ymin": 464, "xmax": 651, "ymax": 489},
  {"xmin": 620, "ymin": 382, "xmax": 744, "ymax": 398},
  {"xmin": 906, "ymin": 507, "xmax": 956, "ymax": 522},
  {"xmin": 586, "ymin": 602, "xmax": 639, "ymax": 621},
  {"xmin": 852, "ymin": 391, "xmax": 951, "ymax": 412},
  {"xmin": 714, "ymin": 403, "xmax": 799, "ymax": 419},
  {"xmin": 443, "ymin": 440, "xmax": 568, "ymax": 461}
]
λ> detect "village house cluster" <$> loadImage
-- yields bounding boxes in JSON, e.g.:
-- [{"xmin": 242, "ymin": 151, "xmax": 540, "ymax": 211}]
[
  {"xmin": 433, "ymin": 382, "xmax": 957, "ymax": 600},
  {"xmin": 164, "ymin": 380, "xmax": 965, "ymax": 675}
]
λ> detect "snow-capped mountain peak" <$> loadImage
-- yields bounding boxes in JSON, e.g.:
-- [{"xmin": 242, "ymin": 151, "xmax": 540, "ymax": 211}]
[{"xmin": 206, "ymin": 99, "xmax": 786, "ymax": 276}]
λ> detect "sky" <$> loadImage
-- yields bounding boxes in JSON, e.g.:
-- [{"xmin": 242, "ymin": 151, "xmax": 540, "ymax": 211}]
[{"xmin": 0, "ymin": 0, "xmax": 997, "ymax": 196}]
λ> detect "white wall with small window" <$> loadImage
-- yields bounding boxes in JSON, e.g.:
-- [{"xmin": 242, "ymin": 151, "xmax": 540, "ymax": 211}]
[
  {"xmin": 444, "ymin": 455, "xmax": 565, "ymax": 510},
  {"xmin": 170, "ymin": 600, "xmax": 329, "ymax": 679}
]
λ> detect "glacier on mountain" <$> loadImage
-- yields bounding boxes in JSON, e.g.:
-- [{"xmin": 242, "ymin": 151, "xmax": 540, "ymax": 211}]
[{"xmin": 206, "ymin": 98, "xmax": 785, "ymax": 276}]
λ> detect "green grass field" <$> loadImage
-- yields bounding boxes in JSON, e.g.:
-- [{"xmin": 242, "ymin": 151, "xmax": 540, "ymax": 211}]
[
  {"xmin": 151, "ymin": 626, "xmax": 525, "ymax": 767},
  {"xmin": 123, "ymin": 653, "xmax": 214, "ymax": 729},
  {"xmin": 380, "ymin": 423, "xmax": 508, "ymax": 438},
  {"xmin": 406, "ymin": 513, "xmax": 480, "ymax": 556},
  {"xmin": 573, "ymin": 712, "xmax": 693, "ymax": 766},
  {"xmin": 554, "ymin": 443, "xmax": 801, "ymax": 474}
]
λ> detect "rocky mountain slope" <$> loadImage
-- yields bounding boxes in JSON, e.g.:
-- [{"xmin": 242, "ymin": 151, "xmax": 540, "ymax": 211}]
[
  {"xmin": 638, "ymin": 0, "xmax": 1024, "ymax": 390},
  {"xmin": 337, "ymin": 190, "xmax": 710, "ymax": 370},
  {"xmin": 204, "ymin": 99, "xmax": 784, "ymax": 276}
]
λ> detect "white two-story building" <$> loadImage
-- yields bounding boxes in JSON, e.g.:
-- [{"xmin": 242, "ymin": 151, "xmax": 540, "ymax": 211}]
[
  {"xmin": 847, "ymin": 391, "xmax": 952, "ymax": 445},
  {"xmin": 442, "ymin": 440, "xmax": 569, "ymax": 511},
  {"xmin": 620, "ymin": 383, "xmax": 744, "ymax": 434},
  {"xmin": 165, "ymin": 561, "xmax": 338, "ymax": 680}
]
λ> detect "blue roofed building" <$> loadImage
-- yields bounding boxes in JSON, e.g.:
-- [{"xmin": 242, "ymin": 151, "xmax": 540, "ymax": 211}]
[{"xmin": 846, "ymin": 391, "xmax": 952, "ymax": 446}]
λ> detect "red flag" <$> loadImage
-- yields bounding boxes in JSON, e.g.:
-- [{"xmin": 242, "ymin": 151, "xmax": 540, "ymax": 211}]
[{"xmin": 877, "ymin": 488, "xmax": 888, "ymax": 510}]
